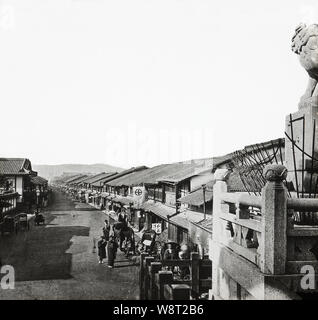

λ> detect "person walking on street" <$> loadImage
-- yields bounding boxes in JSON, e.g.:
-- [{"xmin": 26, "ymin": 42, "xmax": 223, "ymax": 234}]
[
  {"xmin": 97, "ymin": 236, "xmax": 107, "ymax": 264},
  {"xmin": 107, "ymin": 235, "xmax": 118, "ymax": 268},
  {"xmin": 102, "ymin": 220, "xmax": 110, "ymax": 241},
  {"xmin": 118, "ymin": 211, "xmax": 125, "ymax": 223}
]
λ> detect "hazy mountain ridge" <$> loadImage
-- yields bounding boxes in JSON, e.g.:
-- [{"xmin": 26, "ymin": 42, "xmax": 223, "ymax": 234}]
[{"xmin": 33, "ymin": 163, "xmax": 125, "ymax": 181}]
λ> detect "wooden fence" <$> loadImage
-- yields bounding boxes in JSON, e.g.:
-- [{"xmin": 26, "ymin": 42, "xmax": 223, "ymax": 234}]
[{"xmin": 139, "ymin": 252, "xmax": 212, "ymax": 300}]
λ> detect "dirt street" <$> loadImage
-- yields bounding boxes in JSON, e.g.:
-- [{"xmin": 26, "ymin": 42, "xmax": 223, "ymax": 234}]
[{"xmin": 0, "ymin": 191, "xmax": 139, "ymax": 300}]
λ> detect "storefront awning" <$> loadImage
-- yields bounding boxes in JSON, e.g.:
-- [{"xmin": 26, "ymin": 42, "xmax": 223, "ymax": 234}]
[
  {"xmin": 182, "ymin": 209, "xmax": 212, "ymax": 233},
  {"xmin": 180, "ymin": 189, "xmax": 213, "ymax": 206},
  {"xmin": 111, "ymin": 196, "xmax": 133, "ymax": 206},
  {"xmin": 140, "ymin": 201, "xmax": 175, "ymax": 220},
  {"xmin": 140, "ymin": 200, "xmax": 190, "ymax": 230}
]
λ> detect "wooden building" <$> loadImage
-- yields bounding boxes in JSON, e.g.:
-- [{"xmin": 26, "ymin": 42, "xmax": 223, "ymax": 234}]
[{"xmin": 0, "ymin": 158, "xmax": 37, "ymax": 203}]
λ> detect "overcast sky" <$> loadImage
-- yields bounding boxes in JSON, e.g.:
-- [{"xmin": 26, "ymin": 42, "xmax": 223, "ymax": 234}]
[{"xmin": 1, "ymin": 0, "xmax": 317, "ymax": 168}]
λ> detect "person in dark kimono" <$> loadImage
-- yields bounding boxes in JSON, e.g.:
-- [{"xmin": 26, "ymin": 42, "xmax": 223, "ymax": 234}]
[
  {"xmin": 163, "ymin": 243, "xmax": 179, "ymax": 272},
  {"xmin": 118, "ymin": 211, "xmax": 126, "ymax": 224},
  {"xmin": 102, "ymin": 220, "xmax": 110, "ymax": 241},
  {"xmin": 97, "ymin": 236, "xmax": 107, "ymax": 264},
  {"xmin": 107, "ymin": 235, "xmax": 118, "ymax": 268}
]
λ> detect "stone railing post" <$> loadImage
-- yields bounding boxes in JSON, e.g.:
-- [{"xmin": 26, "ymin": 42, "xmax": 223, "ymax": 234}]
[
  {"xmin": 260, "ymin": 164, "xmax": 288, "ymax": 275},
  {"xmin": 164, "ymin": 284, "xmax": 191, "ymax": 300},
  {"xmin": 190, "ymin": 252, "xmax": 200, "ymax": 296},
  {"xmin": 212, "ymin": 170, "xmax": 229, "ymax": 244},
  {"xmin": 144, "ymin": 256, "xmax": 155, "ymax": 300},
  {"xmin": 139, "ymin": 253, "xmax": 148, "ymax": 300},
  {"xmin": 157, "ymin": 271, "xmax": 174, "ymax": 300},
  {"xmin": 150, "ymin": 262, "xmax": 162, "ymax": 299},
  {"xmin": 211, "ymin": 169, "xmax": 229, "ymax": 299}
]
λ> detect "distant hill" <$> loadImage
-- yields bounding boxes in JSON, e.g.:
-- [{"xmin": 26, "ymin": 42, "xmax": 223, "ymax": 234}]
[{"xmin": 33, "ymin": 163, "xmax": 125, "ymax": 182}]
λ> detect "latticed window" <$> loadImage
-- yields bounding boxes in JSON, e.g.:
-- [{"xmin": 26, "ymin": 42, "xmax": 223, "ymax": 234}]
[
  {"xmin": 178, "ymin": 181, "xmax": 190, "ymax": 198},
  {"xmin": 148, "ymin": 188, "xmax": 155, "ymax": 199},
  {"xmin": 154, "ymin": 188, "xmax": 162, "ymax": 202}
]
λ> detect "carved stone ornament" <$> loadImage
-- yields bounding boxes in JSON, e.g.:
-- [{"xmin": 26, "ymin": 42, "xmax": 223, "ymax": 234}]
[
  {"xmin": 263, "ymin": 164, "xmax": 288, "ymax": 182},
  {"xmin": 292, "ymin": 23, "xmax": 318, "ymax": 109}
]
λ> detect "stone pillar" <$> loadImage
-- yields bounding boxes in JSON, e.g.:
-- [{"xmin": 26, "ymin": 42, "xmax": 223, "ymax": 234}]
[
  {"xmin": 260, "ymin": 164, "xmax": 288, "ymax": 275},
  {"xmin": 150, "ymin": 262, "xmax": 162, "ymax": 299},
  {"xmin": 158, "ymin": 271, "xmax": 173, "ymax": 300},
  {"xmin": 288, "ymin": 23, "xmax": 318, "ymax": 196},
  {"xmin": 211, "ymin": 170, "xmax": 229, "ymax": 299},
  {"xmin": 139, "ymin": 253, "xmax": 148, "ymax": 300},
  {"xmin": 285, "ymin": 105, "xmax": 318, "ymax": 195},
  {"xmin": 165, "ymin": 284, "xmax": 191, "ymax": 300},
  {"xmin": 191, "ymin": 252, "xmax": 200, "ymax": 296}
]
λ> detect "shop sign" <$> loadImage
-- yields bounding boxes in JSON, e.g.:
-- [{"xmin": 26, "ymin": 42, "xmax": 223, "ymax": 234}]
[{"xmin": 152, "ymin": 223, "xmax": 162, "ymax": 234}]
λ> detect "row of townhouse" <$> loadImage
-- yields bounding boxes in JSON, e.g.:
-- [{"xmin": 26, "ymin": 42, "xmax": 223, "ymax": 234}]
[
  {"xmin": 0, "ymin": 158, "xmax": 49, "ymax": 220},
  {"xmin": 57, "ymin": 158, "xmax": 236, "ymax": 254},
  {"xmin": 101, "ymin": 160, "xmax": 216, "ymax": 253},
  {"xmin": 56, "ymin": 167, "xmax": 147, "ymax": 203},
  {"xmin": 56, "ymin": 138, "xmax": 285, "ymax": 255}
]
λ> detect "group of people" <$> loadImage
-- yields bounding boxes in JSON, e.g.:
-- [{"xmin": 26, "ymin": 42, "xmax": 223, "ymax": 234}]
[
  {"xmin": 96, "ymin": 216, "xmax": 192, "ymax": 276},
  {"xmin": 97, "ymin": 220, "xmax": 118, "ymax": 268}
]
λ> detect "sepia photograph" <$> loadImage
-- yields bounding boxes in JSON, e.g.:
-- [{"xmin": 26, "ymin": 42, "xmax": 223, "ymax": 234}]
[{"xmin": 1, "ymin": 0, "xmax": 318, "ymax": 310}]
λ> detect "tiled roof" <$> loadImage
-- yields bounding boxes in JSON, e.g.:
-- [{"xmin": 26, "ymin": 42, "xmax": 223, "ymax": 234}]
[
  {"xmin": 63, "ymin": 174, "xmax": 84, "ymax": 184},
  {"xmin": 108, "ymin": 161, "xmax": 214, "ymax": 187},
  {"xmin": 107, "ymin": 164, "xmax": 173, "ymax": 187},
  {"xmin": 98, "ymin": 166, "xmax": 148, "ymax": 187},
  {"xmin": 91, "ymin": 172, "xmax": 118, "ymax": 187},
  {"xmin": 76, "ymin": 173, "xmax": 104, "ymax": 185},
  {"xmin": 90, "ymin": 172, "xmax": 117, "ymax": 184},
  {"xmin": 79, "ymin": 172, "xmax": 117, "ymax": 185},
  {"xmin": 67, "ymin": 175, "xmax": 90, "ymax": 185},
  {"xmin": 0, "ymin": 158, "xmax": 32, "ymax": 175},
  {"xmin": 30, "ymin": 176, "xmax": 48, "ymax": 186},
  {"xmin": 54, "ymin": 174, "xmax": 78, "ymax": 184},
  {"xmin": 100, "ymin": 156, "xmax": 239, "ymax": 188},
  {"xmin": 157, "ymin": 161, "xmax": 213, "ymax": 184}
]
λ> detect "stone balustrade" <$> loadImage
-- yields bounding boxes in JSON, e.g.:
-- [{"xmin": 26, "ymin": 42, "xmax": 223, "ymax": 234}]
[{"xmin": 211, "ymin": 164, "xmax": 318, "ymax": 300}]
